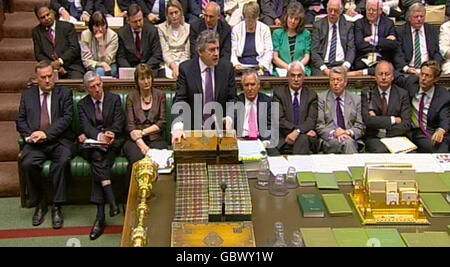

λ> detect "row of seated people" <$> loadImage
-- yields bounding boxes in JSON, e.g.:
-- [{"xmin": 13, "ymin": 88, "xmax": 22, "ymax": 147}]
[{"xmin": 33, "ymin": 0, "xmax": 450, "ymax": 82}]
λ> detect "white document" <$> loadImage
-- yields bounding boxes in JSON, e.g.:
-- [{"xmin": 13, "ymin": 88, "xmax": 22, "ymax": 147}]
[
  {"xmin": 146, "ymin": 149, "xmax": 174, "ymax": 173},
  {"xmin": 432, "ymin": 154, "xmax": 450, "ymax": 172},
  {"xmin": 343, "ymin": 13, "xmax": 363, "ymax": 22},
  {"xmin": 286, "ymin": 155, "xmax": 315, "ymax": 172},
  {"xmin": 237, "ymin": 140, "xmax": 266, "ymax": 161},
  {"xmin": 119, "ymin": 67, "xmax": 136, "ymax": 79},
  {"xmin": 84, "ymin": 138, "xmax": 107, "ymax": 145},
  {"xmin": 380, "ymin": 136, "xmax": 417, "ymax": 153},
  {"xmin": 268, "ymin": 156, "xmax": 290, "ymax": 176},
  {"xmin": 106, "ymin": 17, "xmax": 124, "ymax": 27}
]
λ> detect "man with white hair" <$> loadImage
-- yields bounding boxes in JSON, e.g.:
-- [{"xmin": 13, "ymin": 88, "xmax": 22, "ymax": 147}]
[{"xmin": 353, "ymin": 0, "xmax": 399, "ymax": 76}]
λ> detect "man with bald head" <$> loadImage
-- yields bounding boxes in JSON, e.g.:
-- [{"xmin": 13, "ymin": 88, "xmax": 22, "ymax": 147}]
[
  {"xmin": 361, "ymin": 61, "xmax": 411, "ymax": 153},
  {"xmin": 353, "ymin": 0, "xmax": 399, "ymax": 76},
  {"xmin": 190, "ymin": 2, "xmax": 231, "ymax": 60},
  {"xmin": 311, "ymin": 0, "xmax": 356, "ymax": 76}
]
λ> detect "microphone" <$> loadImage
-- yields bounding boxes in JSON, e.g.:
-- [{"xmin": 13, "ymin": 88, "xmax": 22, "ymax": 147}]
[{"xmin": 221, "ymin": 181, "xmax": 227, "ymax": 222}]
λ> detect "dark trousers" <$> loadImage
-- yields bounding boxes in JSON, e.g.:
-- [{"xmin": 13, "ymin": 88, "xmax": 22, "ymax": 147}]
[
  {"xmin": 278, "ymin": 134, "xmax": 317, "ymax": 155},
  {"xmin": 364, "ymin": 136, "xmax": 390, "ymax": 153},
  {"xmin": 123, "ymin": 137, "xmax": 168, "ymax": 166},
  {"xmin": 80, "ymin": 147, "xmax": 120, "ymax": 204},
  {"xmin": 21, "ymin": 142, "xmax": 72, "ymax": 205},
  {"xmin": 353, "ymin": 58, "xmax": 376, "ymax": 75},
  {"xmin": 60, "ymin": 69, "xmax": 84, "ymax": 79},
  {"xmin": 408, "ymin": 128, "xmax": 449, "ymax": 153}
]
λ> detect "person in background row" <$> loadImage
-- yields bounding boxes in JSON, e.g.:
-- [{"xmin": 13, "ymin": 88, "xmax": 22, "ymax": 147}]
[
  {"xmin": 260, "ymin": 0, "xmax": 288, "ymax": 26},
  {"xmin": 32, "ymin": 3, "xmax": 85, "ymax": 78},
  {"xmin": 439, "ymin": 19, "xmax": 450, "ymax": 74},
  {"xmin": 272, "ymin": 2, "xmax": 312, "ymax": 77},
  {"xmin": 77, "ymin": 71, "xmax": 125, "ymax": 240},
  {"xmin": 231, "ymin": 1, "xmax": 273, "ymax": 75},
  {"xmin": 80, "ymin": 11, "xmax": 119, "ymax": 77},
  {"xmin": 17, "ymin": 61, "xmax": 74, "ymax": 230},
  {"xmin": 51, "ymin": 0, "xmax": 93, "ymax": 22},
  {"xmin": 157, "ymin": 0, "xmax": 191, "ymax": 78},
  {"xmin": 96, "ymin": 0, "xmax": 132, "ymax": 17}
]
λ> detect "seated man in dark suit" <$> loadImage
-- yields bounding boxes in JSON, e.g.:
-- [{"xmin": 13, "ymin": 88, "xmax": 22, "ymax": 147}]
[
  {"xmin": 353, "ymin": 0, "xmax": 399, "ymax": 76},
  {"xmin": 95, "ymin": 0, "xmax": 132, "ymax": 17},
  {"xmin": 361, "ymin": 61, "xmax": 412, "ymax": 153},
  {"xmin": 402, "ymin": 61, "xmax": 450, "ymax": 152},
  {"xmin": 117, "ymin": 4, "xmax": 164, "ymax": 77},
  {"xmin": 396, "ymin": 3, "xmax": 444, "ymax": 76},
  {"xmin": 316, "ymin": 66, "xmax": 365, "ymax": 154},
  {"xmin": 260, "ymin": 0, "xmax": 288, "ymax": 26},
  {"xmin": 32, "ymin": 3, "xmax": 85, "ymax": 79},
  {"xmin": 16, "ymin": 61, "xmax": 74, "ymax": 229},
  {"xmin": 274, "ymin": 61, "xmax": 318, "ymax": 155},
  {"xmin": 77, "ymin": 71, "xmax": 125, "ymax": 240},
  {"xmin": 299, "ymin": 0, "xmax": 327, "ymax": 24},
  {"xmin": 51, "ymin": 0, "xmax": 93, "ymax": 22},
  {"xmin": 235, "ymin": 70, "xmax": 278, "ymax": 155},
  {"xmin": 311, "ymin": 0, "xmax": 356, "ymax": 76},
  {"xmin": 190, "ymin": 2, "xmax": 231, "ymax": 60},
  {"xmin": 136, "ymin": 0, "xmax": 168, "ymax": 24},
  {"xmin": 172, "ymin": 30, "xmax": 237, "ymax": 143}
]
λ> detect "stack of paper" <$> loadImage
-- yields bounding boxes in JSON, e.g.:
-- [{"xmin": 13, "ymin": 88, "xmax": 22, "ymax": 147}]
[
  {"xmin": 267, "ymin": 156, "xmax": 290, "ymax": 176},
  {"xmin": 380, "ymin": 136, "xmax": 417, "ymax": 153},
  {"xmin": 237, "ymin": 140, "xmax": 266, "ymax": 161}
]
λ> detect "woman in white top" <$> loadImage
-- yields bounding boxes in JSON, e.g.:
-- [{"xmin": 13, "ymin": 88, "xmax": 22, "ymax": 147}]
[
  {"xmin": 440, "ymin": 20, "xmax": 450, "ymax": 74},
  {"xmin": 157, "ymin": 0, "xmax": 190, "ymax": 79},
  {"xmin": 80, "ymin": 11, "xmax": 118, "ymax": 77},
  {"xmin": 231, "ymin": 1, "xmax": 273, "ymax": 75}
]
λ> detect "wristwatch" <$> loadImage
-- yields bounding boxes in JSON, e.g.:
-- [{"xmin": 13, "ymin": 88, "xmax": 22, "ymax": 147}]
[{"xmin": 296, "ymin": 129, "xmax": 301, "ymax": 134}]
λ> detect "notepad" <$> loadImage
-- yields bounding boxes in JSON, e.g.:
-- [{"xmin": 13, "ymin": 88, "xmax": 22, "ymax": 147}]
[
  {"xmin": 300, "ymin": 228, "xmax": 338, "ymax": 247},
  {"xmin": 417, "ymin": 173, "xmax": 449, "ymax": 193},
  {"xmin": 322, "ymin": 194, "xmax": 353, "ymax": 216},
  {"xmin": 334, "ymin": 171, "xmax": 353, "ymax": 185},
  {"xmin": 420, "ymin": 193, "xmax": 450, "ymax": 217},
  {"xmin": 365, "ymin": 229, "xmax": 406, "ymax": 247},
  {"xmin": 315, "ymin": 173, "xmax": 339, "ymax": 190},
  {"xmin": 333, "ymin": 228, "xmax": 369, "ymax": 247},
  {"xmin": 297, "ymin": 172, "xmax": 316, "ymax": 187}
]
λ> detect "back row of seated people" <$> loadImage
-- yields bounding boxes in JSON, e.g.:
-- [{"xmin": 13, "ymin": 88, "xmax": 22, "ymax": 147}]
[{"xmin": 33, "ymin": 0, "xmax": 450, "ymax": 80}]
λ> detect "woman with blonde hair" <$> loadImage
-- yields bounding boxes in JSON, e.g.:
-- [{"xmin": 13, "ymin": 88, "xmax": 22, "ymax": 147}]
[{"xmin": 157, "ymin": 0, "xmax": 190, "ymax": 78}]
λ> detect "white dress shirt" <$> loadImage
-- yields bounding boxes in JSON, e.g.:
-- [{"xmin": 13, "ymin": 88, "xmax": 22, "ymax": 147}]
[
  {"xmin": 404, "ymin": 25, "xmax": 429, "ymax": 73},
  {"xmin": 321, "ymin": 19, "xmax": 351, "ymax": 70}
]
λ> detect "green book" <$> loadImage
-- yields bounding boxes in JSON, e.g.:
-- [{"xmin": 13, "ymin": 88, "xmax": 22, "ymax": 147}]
[
  {"xmin": 297, "ymin": 194, "xmax": 325, "ymax": 218},
  {"xmin": 322, "ymin": 194, "xmax": 353, "ymax": 216},
  {"xmin": 333, "ymin": 228, "xmax": 369, "ymax": 247},
  {"xmin": 365, "ymin": 229, "xmax": 406, "ymax": 247},
  {"xmin": 439, "ymin": 172, "xmax": 450, "ymax": 191},
  {"xmin": 297, "ymin": 172, "xmax": 316, "ymax": 187},
  {"xmin": 416, "ymin": 173, "xmax": 449, "ymax": 193},
  {"xmin": 424, "ymin": 232, "xmax": 450, "ymax": 247},
  {"xmin": 315, "ymin": 173, "xmax": 339, "ymax": 190},
  {"xmin": 334, "ymin": 171, "xmax": 353, "ymax": 185},
  {"xmin": 300, "ymin": 228, "xmax": 338, "ymax": 247},
  {"xmin": 348, "ymin": 167, "xmax": 364, "ymax": 183},
  {"xmin": 420, "ymin": 193, "xmax": 450, "ymax": 217},
  {"xmin": 401, "ymin": 233, "xmax": 430, "ymax": 247},
  {"xmin": 447, "ymin": 225, "xmax": 450, "ymax": 235}
]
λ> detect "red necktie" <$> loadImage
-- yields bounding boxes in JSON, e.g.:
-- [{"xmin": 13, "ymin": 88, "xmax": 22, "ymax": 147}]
[
  {"xmin": 40, "ymin": 93, "xmax": 50, "ymax": 131},
  {"xmin": 135, "ymin": 31, "xmax": 141, "ymax": 60}
]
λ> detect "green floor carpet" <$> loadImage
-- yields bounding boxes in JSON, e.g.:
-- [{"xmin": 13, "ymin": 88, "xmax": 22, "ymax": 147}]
[{"xmin": 0, "ymin": 234, "xmax": 121, "ymax": 247}]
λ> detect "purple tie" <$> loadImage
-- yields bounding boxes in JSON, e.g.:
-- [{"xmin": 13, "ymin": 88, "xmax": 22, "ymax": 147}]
[
  {"xmin": 293, "ymin": 92, "xmax": 300, "ymax": 126},
  {"xmin": 203, "ymin": 67, "xmax": 214, "ymax": 121},
  {"xmin": 336, "ymin": 96, "xmax": 346, "ymax": 129},
  {"xmin": 418, "ymin": 92, "xmax": 432, "ymax": 139},
  {"xmin": 95, "ymin": 100, "xmax": 103, "ymax": 126},
  {"xmin": 40, "ymin": 93, "xmax": 50, "ymax": 131}
]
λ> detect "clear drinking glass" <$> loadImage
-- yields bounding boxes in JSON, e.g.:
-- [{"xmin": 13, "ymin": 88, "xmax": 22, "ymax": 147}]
[
  {"xmin": 286, "ymin": 166, "xmax": 299, "ymax": 189},
  {"xmin": 270, "ymin": 174, "xmax": 288, "ymax": 196},
  {"xmin": 255, "ymin": 158, "xmax": 270, "ymax": 190}
]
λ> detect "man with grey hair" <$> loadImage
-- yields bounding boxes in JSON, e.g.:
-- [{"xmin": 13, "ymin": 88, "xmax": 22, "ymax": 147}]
[
  {"xmin": 77, "ymin": 70, "xmax": 125, "ymax": 240},
  {"xmin": 311, "ymin": 0, "xmax": 356, "ymax": 76},
  {"xmin": 190, "ymin": 2, "xmax": 231, "ymax": 60},
  {"xmin": 172, "ymin": 29, "xmax": 237, "ymax": 144},
  {"xmin": 316, "ymin": 66, "xmax": 364, "ymax": 154},
  {"xmin": 273, "ymin": 61, "xmax": 318, "ymax": 154},
  {"xmin": 396, "ymin": 3, "xmax": 444, "ymax": 75},
  {"xmin": 353, "ymin": 0, "xmax": 399, "ymax": 76}
]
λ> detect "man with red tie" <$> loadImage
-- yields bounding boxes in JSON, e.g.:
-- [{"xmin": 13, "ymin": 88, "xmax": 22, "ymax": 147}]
[
  {"xmin": 402, "ymin": 61, "xmax": 450, "ymax": 152},
  {"xmin": 16, "ymin": 61, "xmax": 74, "ymax": 229},
  {"xmin": 32, "ymin": 3, "xmax": 85, "ymax": 78}
]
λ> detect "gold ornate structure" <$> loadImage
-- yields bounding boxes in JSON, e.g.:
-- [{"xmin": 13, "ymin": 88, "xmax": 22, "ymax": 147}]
[
  {"xmin": 350, "ymin": 163, "xmax": 429, "ymax": 225},
  {"xmin": 130, "ymin": 156, "xmax": 159, "ymax": 247}
]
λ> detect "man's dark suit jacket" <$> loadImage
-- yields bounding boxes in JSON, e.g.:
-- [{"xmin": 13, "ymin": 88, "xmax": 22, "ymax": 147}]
[
  {"xmin": 189, "ymin": 18, "xmax": 231, "ymax": 60},
  {"xmin": 361, "ymin": 84, "xmax": 411, "ymax": 138},
  {"xmin": 273, "ymin": 86, "xmax": 318, "ymax": 149},
  {"xmin": 311, "ymin": 16, "xmax": 356, "ymax": 70},
  {"xmin": 234, "ymin": 92, "xmax": 272, "ymax": 140},
  {"xmin": 402, "ymin": 75, "xmax": 450, "ymax": 134},
  {"xmin": 395, "ymin": 22, "xmax": 444, "ymax": 69},
  {"xmin": 354, "ymin": 15, "xmax": 400, "ymax": 69},
  {"xmin": 95, "ymin": 0, "xmax": 132, "ymax": 15},
  {"xmin": 16, "ymin": 85, "xmax": 74, "ymax": 148},
  {"xmin": 189, "ymin": 0, "xmax": 224, "ymax": 20},
  {"xmin": 173, "ymin": 57, "xmax": 237, "ymax": 130},
  {"xmin": 51, "ymin": 0, "xmax": 94, "ymax": 17},
  {"xmin": 117, "ymin": 22, "xmax": 163, "ymax": 70},
  {"xmin": 32, "ymin": 21, "xmax": 85, "ymax": 75},
  {"xmin": 78, "ymin": 92, "xmax": 126, "ymax": 151},
  {"xmin": 260, "ymin": 0, "xmax": 289, "ymax": 25}
]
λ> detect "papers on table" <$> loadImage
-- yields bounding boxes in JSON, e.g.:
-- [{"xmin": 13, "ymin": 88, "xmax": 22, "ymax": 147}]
[
  {"xmin": 286, "ymin": 155, "xmax": 315, "ymax": 172},
  {"xmin": 146, "ymin": 149, "xmax": 174, "ymax": 174},
  {"xmin": 380, "ymin": 137, "xmax": 417, "ymax": 153},
  {"xmin": 237, "ymin": 140, "xmax": 266, "ymax": 161},
  {"xmin": 268, "ymin": 156, "xmax": 290, "ymax": 176}
]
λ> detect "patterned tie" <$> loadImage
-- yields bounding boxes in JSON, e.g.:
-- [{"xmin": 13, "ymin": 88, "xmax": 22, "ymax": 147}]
[
  {"xmin": 203, "ymin": 67, "xmax": 214, "ymax": 121},
  {"xmin": 293, "ymin": 92, "xmax": 300, "ymax": 126},
  {"xmin": 202, "ymin": 0, "xmax": 210, "ymax": 11},
  {"xmin": 418, "ymin": 92, "xmax": 432, "ymax": 139},
  {"xmin": 414, "ymin": 29, "xmax": 421, "ymax": 69},
  {"xmin": 95, "ymin": 100, "xmax": 104, "ymax": 126},
  {"xmin": 248, "ymin": 103, "xmax": 258, "ymax": 139},
  {"xmin": 40, "ymin": 93, "xmax": 50, "ymax": 131},
  {"xmin": 135, "ymin": 30, "xmax": 142, "ymax": 60},
  {"xmin": 329, "ymin": 24, "xmax": 337, "ymax": 65},
  {"xmin": 48, "ymin": 28, "xmax": 55, "ymax": 47},
  {"xmin": 381, "ymin": 92, "xmax": 388, "ymax": 116},
  {"xmin": 336, "ymin": 96, "xmax": 346, "ymax": 129}
]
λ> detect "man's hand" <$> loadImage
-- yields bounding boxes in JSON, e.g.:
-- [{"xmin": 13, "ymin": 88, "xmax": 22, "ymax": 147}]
[
  {"xmin": 285, "ymin": 129, "xmax": 299, "ymax": 145},
  {"xmin": 60, "ymin": 9, "xmax": 71, "ymax": 21},
  {"xmin": 394, "ymin": 117, "xmax": 402, "ymax": 124},
  {"xmin": 369, "ymin": 110, "xmax": 377, "ymax": 117},
  {"xmin": 80, "ymin": 13, "xmax": 90, "ymax": 22},
  {"xmin": 130, "ymin": 129, "xmax": 143, "ymax": 141},
  {"xmin": 346, "ymin": 10, "xmax": 359, "ymax": 17},
  {"xmin": 386, "ymin": 35, "xmax": 396, "ymax": 41},
  {"xmin": 334, "ymin": 128, "xmax": 346, "ymax": 137},
  {"xmin": 431, "ymin": 129, "xmax": 446, "ymax": 146},
  {"xmin": 172, "ymin": 130, "xmax": 185, "ymax": 144},
  {"xmin": 104, "ymin": 131, "xmax": 115, "ymax": 145},
  {"xmin": 98, "ymin": 62, "xmax": 111, "ymax": 72},
  {"xmin": 312, "ymin": 5, "xmax": 322, "ymax": 13},
  {"xmin": 148, "ymin": 13, "xmax": 159, "ymax": 23},
  {"xmin": 306, "ymin": 130, "xmax": 316, "ymax": 137},
  {"xmin": 30, "ymin": 131, "xmax": 47, "ymax": 143},
  {"xmin": 78, "ymin": 134, "xmax": 87, "ymax": 143},
  {"xmin": 234, "ymin": 65, "xmax": 244, "ymax": 73},
  {"xmin": 406, "ymin": 68, "xmax": 418, "ymax": 75},
  {"xmin": 170, "ymin": 63, "xmax": 179, "ymax": 79},
  {"xmin": 223, "ymin": 117, "xmax": 233, "ymax": 131},
  {"xmin": 51, "ymin": 60, "xmax": 61, "ymax": 70},
  {"xmin": 364, "ymin": 36, "xmax": 373, "ymax": 43},
  {"xmin": 323, "ymin": 68, "xmax": 330, "ymax": 77},
  {"xmin": 337, "ymin": 133, "xmax": 351, "ymax": 143}
]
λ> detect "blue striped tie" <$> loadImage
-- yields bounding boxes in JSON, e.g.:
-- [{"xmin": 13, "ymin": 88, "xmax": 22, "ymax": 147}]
[{"xmin": 329, "ymin": 24, "xmax": 337, "ymax": 65}]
